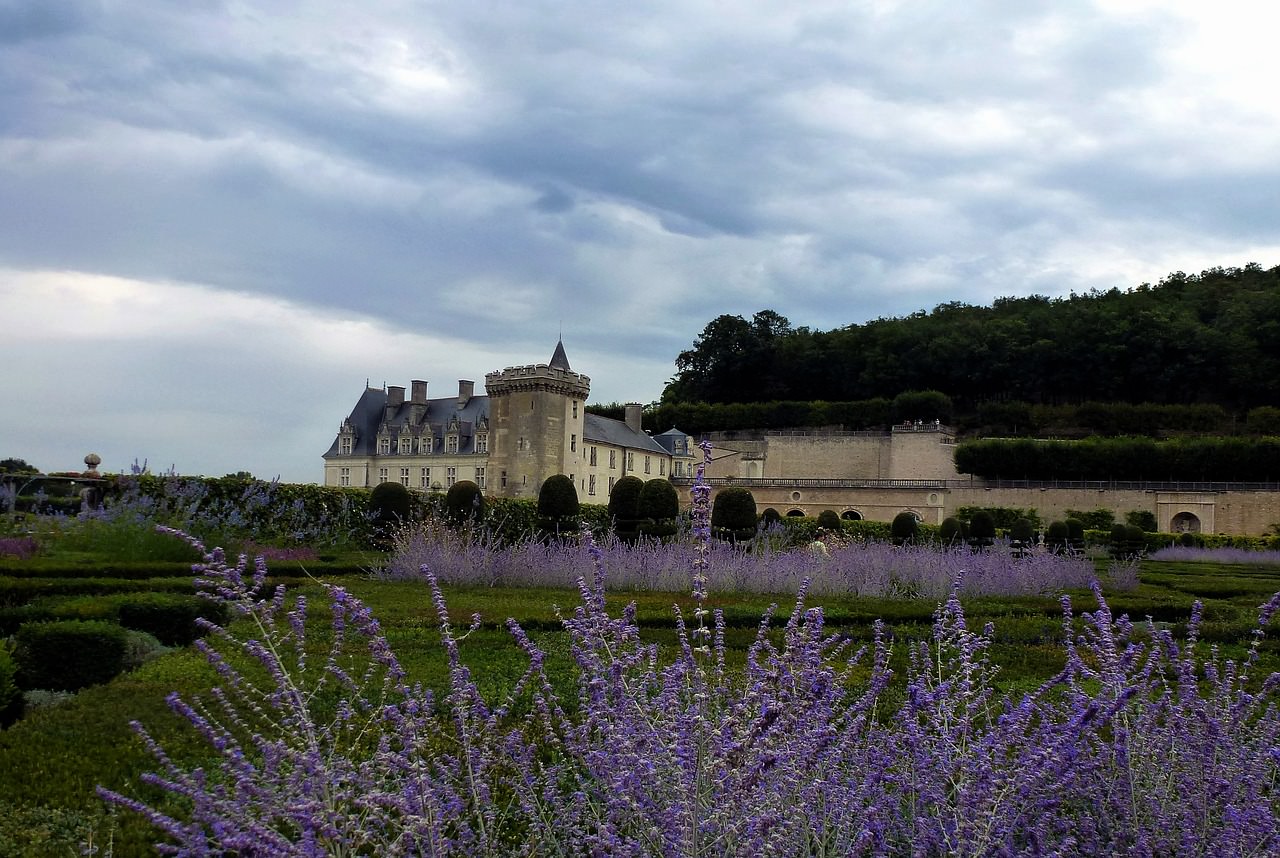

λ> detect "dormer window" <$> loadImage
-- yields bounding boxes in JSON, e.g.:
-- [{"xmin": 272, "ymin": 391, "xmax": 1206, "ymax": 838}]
[
  {"xmin": 475, "ymin": 433, "xmax": 488, "ymax": 454},
  {"xmin": 420, "ymin": 435, "xmax": 433, "ymax": 454},
  {"xmin": 339, "ymin": 436, "xmax": 353, "ymax": 456},
  {"xmin": 378, "ymin": 437, "xmax": 391, "ymax": 455},
  {"xmin": 446, "ymin": 434, "xmax": 460, "ymax": 454}
]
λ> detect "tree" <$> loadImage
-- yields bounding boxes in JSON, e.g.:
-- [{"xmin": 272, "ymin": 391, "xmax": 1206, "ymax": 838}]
[
  {"xmin": 608, "ymin": 476, "xmax": 646, "ymax": 540},
  {"xmin": 711, "ymin": 487, "xmax": 757, "ymax": 542},
  {"xmin": 638, "ymin": 479, "xmax": 680, "ymax": 539},
  {"xmin": 369, "ymin": 482, "xmax": 412, "ymax": 545},
  {"xmin": 0, "ymin": 458, "xmax": 38, "ymax": 475},
  {"xmin": 445, "ymin": 480, "xmax": 485, "ymax": 525},
  {"xmin": 891, "ymin": 512, "xmax": 919, "ymax": 545},
  {"xmin": 538, "ymin": 475, "xmax": 580, "ymax": 536},
  {"xmin": 968, "ymin": 510, "xmax": 996, "ymax": 551}
]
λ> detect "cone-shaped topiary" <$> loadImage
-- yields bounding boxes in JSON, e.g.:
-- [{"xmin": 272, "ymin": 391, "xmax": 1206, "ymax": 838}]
[
  {"xmin": 711, "ymin": 487, "xmax": 757, "ymax": 542},
  {"xmin": 445, "ymin": 480, "xmax": 485, "ymax": 525},
  {"xmin": 638, "ymin": 479, "xmax": 680, "ymax": 539},
  {"xmin": 608, "ymin": 475, "xmax": 645, "ymax": 539},
  {"xmin": 538, "ymin": 474, "xmax": 580, "ymax": 536},
  {"xmin": 891, "ymin": 511, "xmax": 919, "ymax": 545}
]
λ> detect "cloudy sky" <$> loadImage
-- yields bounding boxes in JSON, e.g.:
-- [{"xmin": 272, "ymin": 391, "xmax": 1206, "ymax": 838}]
[{"xmin": 3, "ymin": 0, "xmax": 1279, "ymax": 483}]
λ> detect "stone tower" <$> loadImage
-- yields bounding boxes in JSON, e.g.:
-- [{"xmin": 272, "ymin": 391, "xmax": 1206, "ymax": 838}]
[{"xmin": 484, "ymin": 339, "xmax": 591, "ymax": 498}]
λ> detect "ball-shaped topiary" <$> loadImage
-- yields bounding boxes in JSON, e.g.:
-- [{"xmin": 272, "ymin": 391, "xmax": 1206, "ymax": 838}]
[
  {"xmin": 891, "ymin": 511, "xmax": 919, "ymax": 545},
  {"xmin": 1065, "ymin": 518, "xmax": 1085, "ymax": 550},
  {"xmin": 1010, "ymin": 517, "xmax": 1035, "ymax": 544},
  {"xmin": 968, "ymin": 510, "xmax": 996, "ymax": 550},
  {"xmin": 538, "ymin": 474, "xmax": 580, "ymax": 535},
  {"xmin": 445, "ymin": 480, "xmax": 485, "ymax": 525},
  {"xmin": 761, "ymin": 507, "xmax": 783, "ymax": 525},
  {"xmin": 816, "ymin": 509, "xmax": 842, "ymax": 533},
  {"xmin": 1046, "ymin": 520, "xmax": 1070, "ymax": 553},
  {"xmin": 940, "ymin": 516, "xmax": 965, "ymax": 545},
  {"xmin": 711, "ymin": 487, "xmax": 757, "ymax": 542}
]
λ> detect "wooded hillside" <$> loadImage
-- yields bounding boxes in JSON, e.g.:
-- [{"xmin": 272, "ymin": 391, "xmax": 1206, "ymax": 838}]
[{"xmin": 661, "ymin": 264, "xmax": 1280, "ymax": 411}]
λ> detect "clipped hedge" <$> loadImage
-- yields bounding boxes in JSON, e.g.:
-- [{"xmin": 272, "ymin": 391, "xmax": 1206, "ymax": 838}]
[
  {"xmin": 117, "ymin": 594, "xmax": 230, "ymax": 646},
  {"xmin": 14, "ymin": 620, "xmax": 129, "ymax": 692},
  {"xmin": 0, "ymin": 643, "xmax": 20, "ymax": 727}
]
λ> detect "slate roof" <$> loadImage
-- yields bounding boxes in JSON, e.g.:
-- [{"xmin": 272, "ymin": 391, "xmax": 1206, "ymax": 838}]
[
  {"xmin": 583, "ymin": 413, "xmax": 668, "ymax": 454},
  {"xmin": 549, "ymin": 338, "xmax": 572, "ymax": 371},
  {"xmin": 322, "ymin": 388, "xmax": 491, "ymax": 458}
]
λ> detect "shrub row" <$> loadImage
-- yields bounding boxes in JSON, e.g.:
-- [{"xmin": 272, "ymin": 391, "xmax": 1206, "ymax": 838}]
[{"xmin": 956, "ymin": 435, "xmax": 1280, "ymax": 482}]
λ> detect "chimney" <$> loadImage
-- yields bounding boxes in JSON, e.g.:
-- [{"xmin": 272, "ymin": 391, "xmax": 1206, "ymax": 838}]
[
  {"xmin": 385, "ymin": 385, "xmax": 405, "ymax": 422},
  {"xmin": 458, "ymin": 379, "xmax": 474, "ymax": 407},
  {"xmin": 624, "ymin": 402, "xmax": 643, "ymax": 433},
  {"xmin": 411, "ymin": 380, "xmax": 428, "ymax": 404}
]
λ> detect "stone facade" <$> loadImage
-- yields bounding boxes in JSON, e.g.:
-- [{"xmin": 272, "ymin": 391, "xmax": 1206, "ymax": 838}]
[
  {"xmin": 322, "ymin": 341, "xmax": 676, "ymax": 501},
  {"xmin": 689, "ymin": 426, "xmax": 1280, "ymax": 536}
]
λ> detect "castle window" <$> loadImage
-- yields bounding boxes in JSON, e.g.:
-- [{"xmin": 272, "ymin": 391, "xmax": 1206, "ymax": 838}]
[
  {"xmin": 446, "ymin": 435, "xmax": 459, "ymax": 454},
  {"xmin": 400, "ymin": 468, "xmax": 410, "ymax": 486},
  {"xmin": 379, "ymin": 438, "xmax": 391, "ymax": 455},
  {"xmin": 608, "ymin": 476, "xmax": 615, "ymax": 494},
  {"xmin": 446, "ymin": 466, "xmax": 457, "ymax": 487},
  {"xmin": 589, "ymin": 446, "xmax": 597, "ymax": 466},
  {"xmin": 399, "ymin": 437, "xmax": 412, "ymax": 455},
  {"xmin": 339, "ymin": 467, "xmax": 350, "ymax": 487},
  {"xmin": 627, "ymin": 452, "xmax": 635, "ymax": 471},
  {"xmin": 475, "ymin": 467, "xmax": 485, "ymax": 490},
  {"xmin": 501, "ymin": 470, "xmax": 508, "ymax": 488},
  {"xmin": 340, "ymin": 437, "xmax": 352, "ymax": 456},
  {"xmin": 644, "ymin": 456, "xmax": 651, "ymax": 475},
  {"xmin": 573, "ymin": 400, "xmax": 578, "ymax": 418},
  {"xmin": 571, "ymin": 434, "xmax": 577, "ymax": 452},
  {"xmin": 659, "ymin": 459, "xmax": 665, "ymax": 476},
  {"xmin": 378, "ymin": 467, "xmax": 388, "ymax": 483},
  {"xmin": 476, "ymin": 433, "xmax": 488, "ymax": 454},
  {"xmin": 420, "ymin": 467, "xmax": 430, "ymax": 488},
  {"xmin": 609, "ymin": 450, "xmax": 617, "ymax": 469},
  {"xmin": 588, "ymin": 474, "xmax": 596, "ymax": 496}
]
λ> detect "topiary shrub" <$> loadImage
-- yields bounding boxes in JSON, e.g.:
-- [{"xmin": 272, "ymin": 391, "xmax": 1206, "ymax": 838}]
[
  {"xmin": 1178, "ymin": 531, "xmax": 1200, "ymax": 547},
  {"xmin": 0, "ymin": 641, "xmax": 21, "ymax": 727},
  {"xmin": 761, "ymin": 507, "xmax": 782, "ymax": 525},
  {"xmin": 711, "ymin": 487, "xmax": 757, "ymax": 542},
  {"xmin": 638, "ymin": 479, "xmax": 680, "ymax": 539},
  {"xmin": 608, "ymin": 476, "xmax": 646, "ymax": 540},
  {"xmin": 118, "ymin": 594, "xmax": 230, "ymax": 647},
  {"xmin": 939, "ymin": 517, "xmax": 965, "ymax": 545},
  {"xmin": 370, "ymin": 482, "xmax": 413, "ymax": 545},
  {"xmin": 1065, "ymin": 518, "xmax": 1085, "ymax": 552},
  {"xmin": 538, "ymin": 474, "xmax": 580, "ymax": 536},
  {"xmin": 1046, "ymin": 520, "xmax": 1070, "ymax": 554},
  {"xmin": 1010, "ymin": 517, "xmax": 1036, "ymax": 557},
  {"xmin": 968, "ymin": 510, "xmax": 996, "ymax": 551},
  {"xmin": 816, "ymin": 510, "xmax": 842, "ymax": 533},
  {"xmin": 14, "ymin": 620, "xmax": 128, "ymax": 692},
  {"xmin": 445, "ymin": 480, "xmax": 485, "ymax": 525},
  {"xmin": 891, "ymin": 511, "xmax": 919, "ymax": 546}
]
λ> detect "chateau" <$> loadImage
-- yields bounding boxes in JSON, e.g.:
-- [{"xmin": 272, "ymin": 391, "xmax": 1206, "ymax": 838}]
[
  {"xmin": 324, "ymin": 342, "xmax": 1278, "ymax": 536},
  {"xmin": 322, "ymin": 341, "xmax": 694, "ymax": 500}
]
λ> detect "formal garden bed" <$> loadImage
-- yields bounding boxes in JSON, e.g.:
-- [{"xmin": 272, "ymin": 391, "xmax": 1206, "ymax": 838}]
[{"xmin": 1, "ymin": 461, "xmax": 1279, "ymax": 854}]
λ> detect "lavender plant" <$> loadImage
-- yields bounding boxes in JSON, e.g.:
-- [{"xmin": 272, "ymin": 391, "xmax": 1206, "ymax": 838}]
[
  {"xmin": 100, "ymin": 450, "xmax": 1280, "ymax": 855},
  {"xmin": 1150, "ymin": 545, "xmax": 1280, "ymax": 566}
]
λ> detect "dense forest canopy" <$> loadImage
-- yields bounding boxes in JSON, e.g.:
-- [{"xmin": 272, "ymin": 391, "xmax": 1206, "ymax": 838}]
[{"xmin": 661, "ymin": 264, "xmax": 1280, "ymax": 411}]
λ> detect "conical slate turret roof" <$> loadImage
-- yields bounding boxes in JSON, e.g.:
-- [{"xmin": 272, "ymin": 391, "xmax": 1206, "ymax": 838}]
[{"xmin": 549, "ymin": 338, "xmax": 571, "ymax": 371}]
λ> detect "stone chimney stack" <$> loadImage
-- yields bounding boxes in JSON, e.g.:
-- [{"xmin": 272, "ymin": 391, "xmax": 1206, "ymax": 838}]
[
  {"xmin": 385, "ymin": 385, "xmax": 405, "ymax": 422},
  {"xmin": 411, "ymin": 380, "xmax": 428, "ymax": 404},
  {"xmin": 624, "ymin": 402, "xmax": 643, "ymax": 434},
  {"xmin": 458, "ymin": 379, "xmax": 474, "ymax": 407}
]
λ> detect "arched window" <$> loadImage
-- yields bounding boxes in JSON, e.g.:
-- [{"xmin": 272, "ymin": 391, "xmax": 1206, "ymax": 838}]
[
  {"xmin": 1171, "ymin": 512, "xmax": 1201, "ymax": 533},
  {"xmin": 841, "ymin": 510, "xmax": 863, "ymax": 521},
  {"xmin": 786, "ymin": 509, "xmax": 805, "ymax": 517}
]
